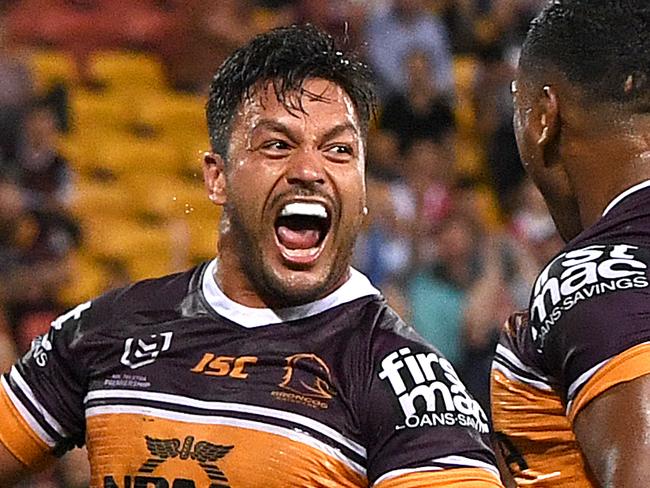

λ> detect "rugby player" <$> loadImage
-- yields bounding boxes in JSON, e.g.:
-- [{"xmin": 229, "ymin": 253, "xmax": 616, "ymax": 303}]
[
  {"xmin": 0, "ymin": 25, "xmax": 503, "ymax": 487},
  {"xmin": 491, "ymin": 1, "xmax": 650, "ymax": 486}
]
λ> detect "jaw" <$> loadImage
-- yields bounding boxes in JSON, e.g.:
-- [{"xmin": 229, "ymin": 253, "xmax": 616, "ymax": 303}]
[{"xmin": 256, "ymin": 217, "xmax": 358, "ymax": 306}]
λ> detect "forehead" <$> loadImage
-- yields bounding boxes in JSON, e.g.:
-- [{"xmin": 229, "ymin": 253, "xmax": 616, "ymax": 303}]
[{"xmin": 234, "ymin": 78, "xmax": 361, "ymax": 131}]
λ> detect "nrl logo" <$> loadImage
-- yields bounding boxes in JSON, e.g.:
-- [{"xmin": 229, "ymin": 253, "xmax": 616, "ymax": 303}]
[{"xmin": 120, "ymin": 332, "xmax": 173, "ymax": 370}]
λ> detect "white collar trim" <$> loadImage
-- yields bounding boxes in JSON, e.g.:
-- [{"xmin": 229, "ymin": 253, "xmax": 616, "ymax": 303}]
[
  {"xmin": 201, "ymin": 259, "xmax": 380, "ymax": 328},
  {"xmin": 602, "ymin": 179, "xmax": 650, "ymax": 217}
]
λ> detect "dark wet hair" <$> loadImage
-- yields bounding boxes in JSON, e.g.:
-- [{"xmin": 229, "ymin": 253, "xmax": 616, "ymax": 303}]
[
  {"xmin": 206, "ymin": 24, "xmax": 378, "ymax": 158},
  {"xmin": 520, "ymin": 0, "xmax": 650, "ymax": 112}
]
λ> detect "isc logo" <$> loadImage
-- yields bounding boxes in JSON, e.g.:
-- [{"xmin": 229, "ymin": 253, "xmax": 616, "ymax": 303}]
[{"xmin": 191, "ymin": 354, "xmax": 258, "ymax": 379}]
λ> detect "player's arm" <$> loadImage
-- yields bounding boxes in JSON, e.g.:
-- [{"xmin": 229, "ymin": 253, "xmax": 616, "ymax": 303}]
[
  {"xmin": 0, "ymin": 442, "xmax": 29, "ymax": 485},
  {"xmin": 0, "ymin": 301, "xmax": 93, "ymax": 484},
  {"xmin": 533, "ymin": 246, "xmax": 650, "ymax": 486},
  {"xmin": 0, "ymin": 376, "xmax": 58, "ymax": 483},
  {"xmin": 574, "ymin": 373, "xmax": 650, "ymax": 487}
]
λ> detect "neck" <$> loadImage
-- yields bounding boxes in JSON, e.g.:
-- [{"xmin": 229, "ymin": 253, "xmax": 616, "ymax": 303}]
[
  {"xmin": 215, "ymin": 233, "xmax": 269, "ymax": 308},
  {"xmin": 215, "ymin": 231, "xmax": 353, "ymax": 310},
  {"xmin": 568, "ymin": 121, "xmax": 650, "ymax": 228}
]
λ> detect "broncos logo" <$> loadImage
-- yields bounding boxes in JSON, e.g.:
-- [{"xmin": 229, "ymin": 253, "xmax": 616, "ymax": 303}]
[
  {"xmin": 279, "ymin": 353, "xmax": 336, "ymax": 399},
  {"xmin": 140, "ymin": 435, "xmax": 233, "ymax": 487}
]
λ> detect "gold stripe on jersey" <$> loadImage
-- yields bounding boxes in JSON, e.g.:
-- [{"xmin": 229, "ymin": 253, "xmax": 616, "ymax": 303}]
[
  {"xmin": 0, "ymin": 383, "xmax": 52, "ymax": 468},
  {"xmin": 374, "ymin": 468, "xmax": 502, "ymax": 487},
  {"xmin": 569, "ymin": 343, "xmax": 650, "ymax": 422},
  {"xmin": 491, "ymin": 370, "xmax": 595, "ymax": 487},
  {"xmin": 86, "ymin": 413, "xmax": 366, "ymax": 488}
]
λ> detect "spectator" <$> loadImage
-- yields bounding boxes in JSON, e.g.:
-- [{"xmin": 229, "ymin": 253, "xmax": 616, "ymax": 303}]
[
  {"xmin": 404, "ymin": 139, "xmax": 455, "ymax": 263},
  {"xmin": 295, "ymin": 0, "xmax": 367, "ymax": 48},
  {"xmin": 0, "ymin": 313, "xmax": 16, "ymax": 374},
  {"xmin": 433, "ymin": 0, "xmax": 479, "ymax": 54},
  {"xmin": 15, "ymin": 104, "xmax": 73, "ymax": 211},
  {"xmin": 380, "ymin": 49, "xmax": 456, "ymax": 152},
  {"xmin": 0, "ymin": 14, "xmax": 33, "ymax": 168},
  {"xmin": 353, "ymin": 174, "xmax": 413, "ymax": 287},
  {"xmin": 0, "ymin": 174, "xmax": 80, "ymax": 352},
  {"xmin": 365, "ymin": 0, "xmax": 454, "ymax": 100},
  {"xmin": 508, "ymin": 177, "xmax": 564, "ymax": 276},
  {"xmin": 366, "ymin": 129, "xmax": 402, "ymax": 181},
  {"xmin": 408, "ymin": 210, "xmax": 482, "ymax": 365},
  {"xmin": 0, "ymin": 176, "xmax": 29, "ymax": 303},
  {"xmin": 6, "ymin": 207, "xmax": 81, "ymax": 352},
  {"xmin": 473, "ymin": 41, "xmax": 523, "ymax": 214}
]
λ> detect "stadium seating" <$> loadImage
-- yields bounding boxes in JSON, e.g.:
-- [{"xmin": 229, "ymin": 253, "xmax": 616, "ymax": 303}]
[
  {"xmin": 27, "ymin": 50, "xmax": 79, "ymax": 93},
  {"xmin": 41, "ymin": 46, "xmax": 218, "ymax": 300},
  {"xmin": 88, "ymin": 51, "xmax": 167, "ymax": 94}
]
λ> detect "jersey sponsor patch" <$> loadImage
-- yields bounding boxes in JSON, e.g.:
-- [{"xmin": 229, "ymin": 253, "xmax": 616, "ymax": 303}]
[
  {"xmin": 530, "ymin": 244, "xmax": 649, "ymax": 351},
  {"xmin": 378, "ymin": 347, "xmax": 489, "ymax": 433},
  {"xmin": 103, "ymin": 434, "xmax": 234, "ymax": 488}
]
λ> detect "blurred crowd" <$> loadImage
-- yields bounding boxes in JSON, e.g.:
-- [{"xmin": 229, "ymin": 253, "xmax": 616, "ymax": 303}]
[{"xmin": 0, "ymin": 0, "xmax": 562, "ymax": 486}]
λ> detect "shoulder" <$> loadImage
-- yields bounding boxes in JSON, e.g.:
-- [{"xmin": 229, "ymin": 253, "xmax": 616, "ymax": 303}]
[
  {"xmin": 56, "ymin": 265, "xmax": 203, "ymax": 338},
  {"xmin": 528, "ymin": 242, "xmax": 650, "ymax": 352},
  {"xmin": 356, "ymin": 297, "xmax": 433, "ymax": 350}
]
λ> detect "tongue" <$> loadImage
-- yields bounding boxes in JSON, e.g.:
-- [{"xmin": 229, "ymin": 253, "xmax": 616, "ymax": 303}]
[{"xmin": 277, "ymin": 226, "xmax": 321, "ymax": 249}]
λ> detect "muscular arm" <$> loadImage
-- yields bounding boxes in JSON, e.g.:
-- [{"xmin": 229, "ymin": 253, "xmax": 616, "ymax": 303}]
[
  {"xmin": 574, "ymin": 374, "xmax": 650, "ymax": 487},
  {"xmin": 0, "ymin": 441, "xmax": 29, "ymax": 486}
]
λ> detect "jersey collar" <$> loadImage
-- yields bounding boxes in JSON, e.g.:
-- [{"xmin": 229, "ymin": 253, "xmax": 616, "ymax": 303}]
[
  {"xmin": 602, "ymin": 179, "xmax": 650, "ymax": 217},
  {"xmin": 201, "ymin": 259, "xmax": 380, "ymax": 328}
]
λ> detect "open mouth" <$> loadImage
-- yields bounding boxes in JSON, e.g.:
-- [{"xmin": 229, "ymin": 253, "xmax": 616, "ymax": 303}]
[{"xmin": 274, "ymin": 201, "xmax": 332, "ymax": 265}]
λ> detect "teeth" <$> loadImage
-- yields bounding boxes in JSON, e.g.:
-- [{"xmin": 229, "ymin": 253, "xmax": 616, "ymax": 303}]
[{"xmin": 280, "ymin": 202, "xmax": 328, "ymax": 219}]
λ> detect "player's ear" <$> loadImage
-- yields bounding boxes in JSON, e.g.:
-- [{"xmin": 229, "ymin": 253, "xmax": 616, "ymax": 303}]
[
  {"xmin": 535, "ymin": 85, "xmax": 561, "ymax": 167},
  {"xmin": 203, "ymin": 152, "xmax": 227, "ymax": 205}
]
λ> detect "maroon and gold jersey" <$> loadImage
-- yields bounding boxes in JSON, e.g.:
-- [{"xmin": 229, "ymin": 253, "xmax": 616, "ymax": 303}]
[
  {"xmin": 1, "ymin": 261, "xmax": 501, "ymax": 487},
  {"xmin": 491, "ymin": 181, "xmax": 650, "ymax": 486}
]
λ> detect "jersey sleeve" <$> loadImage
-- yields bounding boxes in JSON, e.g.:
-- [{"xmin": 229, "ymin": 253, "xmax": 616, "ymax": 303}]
[
  {"xmin": 529, "ymin": 243, "xmax": 650, "ymax": 421},
  {"xmin": 363, "ymin": 313, "xmax": 501, "ymax": 487},
  {"xmin": 0, "ymin": 301, "xmax": 93, "ymax": 467}
]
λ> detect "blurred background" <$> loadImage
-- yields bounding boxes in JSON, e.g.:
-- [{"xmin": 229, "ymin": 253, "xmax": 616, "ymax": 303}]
[{"xmin": 0, "ymin": 0, "xmax": 562, "ymax": 486}]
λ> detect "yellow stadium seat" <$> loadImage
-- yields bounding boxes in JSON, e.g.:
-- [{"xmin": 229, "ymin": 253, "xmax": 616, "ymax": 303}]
[
  {"xmin": 28, "ymin": 49, "xmax": 78, "ymax": 93},
  {"xmin": 455, "ymin": 135, "xmax": 485, "ymax": 177},
  {"xmin": 453, "ymin": 56, "xmax": 479, "ymax": 95},
  {"xmin": 187, "ymin": 217, "xmax": 219, "ymax": 262},
  {"xmin": 76, "ymin": 135, "xmax": 182, "ymax": 177},
  {"xmin": 89, "ymin": 51, "xmax": 166, "ymax": 93},
  {"xmin": 82, "ymin": 215, "xmax": 173, "ymax": 262},
  {"xmin": 179, "ymin": 136, "xmax": 211, "ymax": 178},
  {"xmin": 125, "ymin": 250, "xmax": 178, "ymax": 282},
  {"xmin": 71, "ymin": 176, "xmax": 140, "ymax": 219},
  {"xmin": 125, "ymin": 172, "xmax": 216, "ymax": 221},
  {"xmin": 70, "ymin": 89, "xmax": 136, "ymax": 134},
  {"xmin": 121, "ymin": 173, "xmax": 219, "ymax": 261},
  {"xmin": 136, "ymin": 93, "xmax": 206, "ymax": 141},
  {"xmin": 58, "ymin": 251, "xmax": 111, "ymax": 305}
]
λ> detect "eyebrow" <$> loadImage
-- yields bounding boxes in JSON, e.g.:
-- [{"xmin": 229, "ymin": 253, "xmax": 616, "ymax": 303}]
[
  {"xmin": 251, "ymin": 119, "xmax": 359, "ymax": 144},
  {"xmin": 251, "ymin": 119, "xmax": 300, "ymax": 144},
  {"xmin": 321, "ymin": 122, "xmax": 359, "ymax": 143}
]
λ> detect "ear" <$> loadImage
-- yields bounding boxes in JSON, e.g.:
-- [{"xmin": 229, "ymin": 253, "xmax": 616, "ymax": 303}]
[
  {"xmin": 203, "ymin": 152, "xmax": 227, "ymax": 205},
  {"xmin": 535, "ymin": 85, "xmax": 561, "ymax": 166}
]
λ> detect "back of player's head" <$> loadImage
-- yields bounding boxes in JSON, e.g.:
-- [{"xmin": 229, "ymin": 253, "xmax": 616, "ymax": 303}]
[
  {"xmin": 206, "ymin": 24, "xmax": 377, "ymax": 159},
  {"xmin": 520, "ymin": 0, "xmax": 649, "ymax": 112}
]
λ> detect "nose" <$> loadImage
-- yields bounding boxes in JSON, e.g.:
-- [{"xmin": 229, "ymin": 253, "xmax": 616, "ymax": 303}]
[{"xmin": 285, "ymin": 151, "xmax": 326, "ymax": 187}]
